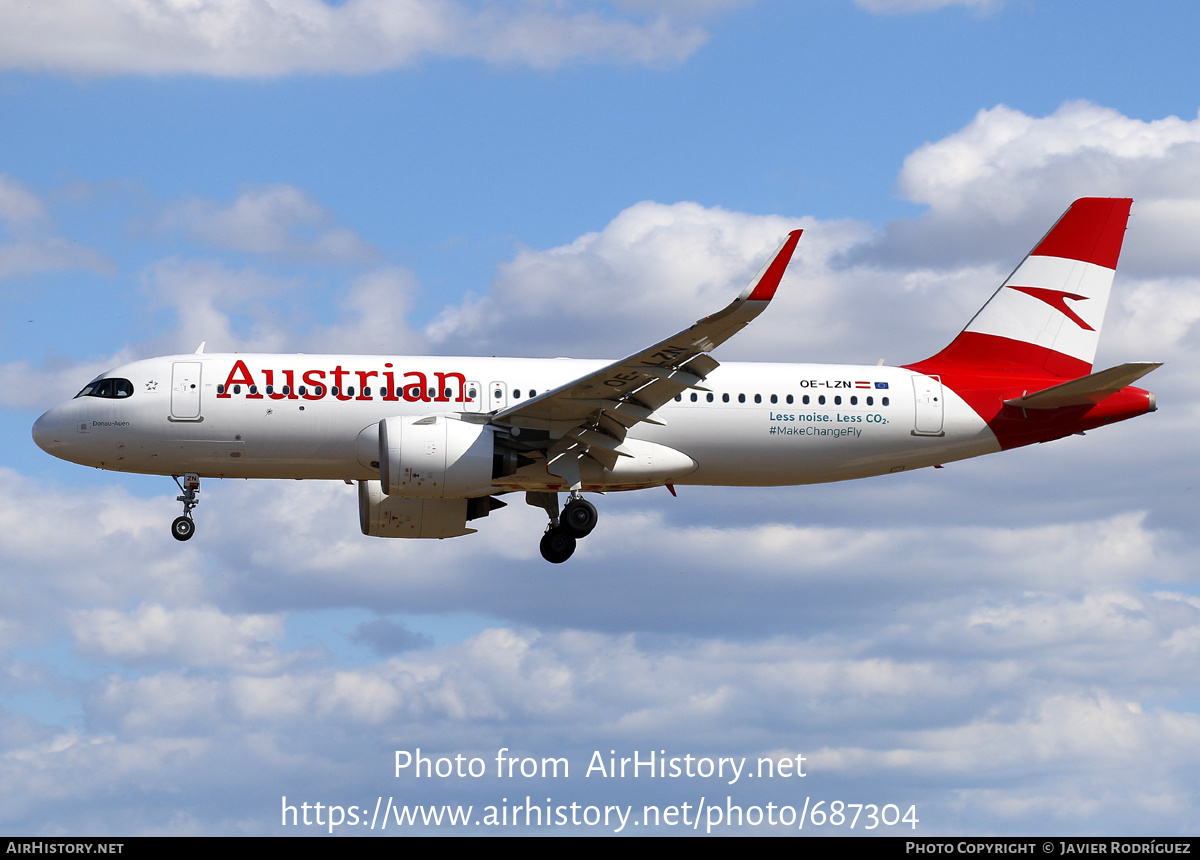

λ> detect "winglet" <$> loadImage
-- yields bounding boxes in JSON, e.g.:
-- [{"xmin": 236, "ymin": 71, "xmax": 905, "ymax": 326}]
[{"xmin": 741, "ymin": 229, "xmax": 803, "ymax": 302}]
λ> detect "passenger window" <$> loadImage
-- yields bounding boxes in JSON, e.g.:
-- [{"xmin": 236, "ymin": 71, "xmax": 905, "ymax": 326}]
[
  {"xmin": 754, "ymin": 394, "xmax": 762, "ymax": 404},
  {"xmin": 706, "ymin": 393, "xmax": 713, "ymax": 402},
  {"xmin": 834, "ymin": 395, "xmax": 841, "ymax": 405},
  {"xmin": 738, "ymin": 394, "xmax": 745, "ymax": 403},
  {"xmin": 770, "ymin": 394, "xmax": 777, "ymax": 404},
  {"xmin": 850, "ymin": 396, "xmax": 857, "ymax": 405},
  {"xmin": 690, "ymin": 393, "xmax": 698, "ymax": 402},
  {"xmin": 818, "ymin": 395, "xmax": 825, "ymax": 405},
  {"xmin": 786, "ymin": 394, "xmax": 793, "ymax": 405},
  {"xmin": 883, "ymin": 396, "xmax": 890, "ymax": 406},
  {"xmin": 803, "ymin": 395, "xmax": 810, "ymax": 405},
  {"xmin": 514, "ymin": 390, "xmax": 521, "ymax": 399},
  {"xmin": 867, "ymin": 396, "xmax": 873, "ymax": 406},
  {"xmin": 722, "ymin": 393, "xmax": 729, "ymax": 403}
]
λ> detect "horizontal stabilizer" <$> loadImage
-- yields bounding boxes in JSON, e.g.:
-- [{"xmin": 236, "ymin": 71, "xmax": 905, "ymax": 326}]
[{"xmin": 1004, "ymin": 362, "xmax": 1161, "ymax": 409}]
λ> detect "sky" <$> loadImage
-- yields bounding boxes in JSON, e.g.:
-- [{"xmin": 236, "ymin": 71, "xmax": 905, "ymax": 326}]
[{"xmin": 2, "ymin": 0, "xmax": 1200, "ymax": 836}]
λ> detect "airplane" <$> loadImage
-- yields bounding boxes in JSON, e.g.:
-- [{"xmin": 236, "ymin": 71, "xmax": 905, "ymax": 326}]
[{"xmin": 32, "ymin": 197, "xmax": 1159, "ymax": 563}]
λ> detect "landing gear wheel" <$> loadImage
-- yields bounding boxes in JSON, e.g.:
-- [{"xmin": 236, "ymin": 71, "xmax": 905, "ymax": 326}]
[
  {"xmin": 561, "ymin": 498, "xmax": 598, "ymax": 538},
  {"xmin": 171, "ymin": 516, "xmax": 195, "ymax": 542},
  {"xmin": 539, "ymin": 527, "xmax": 577, "ymax": 564}
]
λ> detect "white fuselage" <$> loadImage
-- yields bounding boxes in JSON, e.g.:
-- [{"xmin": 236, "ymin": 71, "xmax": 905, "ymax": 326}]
[{"xmin": 33, "ymin": 353, "xmax": 999, "ymax": 491}]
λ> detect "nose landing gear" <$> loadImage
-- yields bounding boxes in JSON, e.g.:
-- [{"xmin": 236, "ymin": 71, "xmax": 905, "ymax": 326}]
[
  {"xmin": 530, "ymin": 491, "xmax": 599, "ymax": 563},
  {"xmin": 171, "ymin": 473, "xmax": 200, "ymax": 542}
]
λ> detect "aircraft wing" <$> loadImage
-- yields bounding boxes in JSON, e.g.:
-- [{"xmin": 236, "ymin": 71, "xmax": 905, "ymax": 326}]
[{"xmin": 490, "ymin": 230, "xmax": 802, "ymax": 487}]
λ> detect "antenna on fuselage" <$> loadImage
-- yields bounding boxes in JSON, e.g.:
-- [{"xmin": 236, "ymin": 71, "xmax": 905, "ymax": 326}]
[{"xmin": 195, "ymin": 342, "xmax": 206, "ymax": 355}]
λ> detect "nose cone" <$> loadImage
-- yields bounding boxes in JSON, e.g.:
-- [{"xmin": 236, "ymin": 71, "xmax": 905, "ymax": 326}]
[{"xmin": 32, "ymin": 408, "xmax": 64, "ymax": 455}]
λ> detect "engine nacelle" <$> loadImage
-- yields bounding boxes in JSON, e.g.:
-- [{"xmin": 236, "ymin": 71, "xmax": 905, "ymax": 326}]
[
  {"xmin": 358, "ymin": 480, "xmax": 475, "ymax": 539},
  {"xmin": 379, "ymin": 414, "xmax": 495, "ymax": 498}
]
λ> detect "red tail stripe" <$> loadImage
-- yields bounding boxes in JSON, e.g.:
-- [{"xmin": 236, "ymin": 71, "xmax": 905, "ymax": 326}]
[
  {"xmin": 1030, "ymin": 197, "xmax": 1131, "ymax": 270},
  {"xmin": 905, "ymin": 331, "xmax": 1092, "ymax": 380}
]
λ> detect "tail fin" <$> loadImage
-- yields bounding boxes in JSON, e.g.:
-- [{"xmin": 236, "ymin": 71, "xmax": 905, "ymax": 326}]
[{"xmin": 915, "ymin": 198, "xmax": 1133, "ymax": 379}]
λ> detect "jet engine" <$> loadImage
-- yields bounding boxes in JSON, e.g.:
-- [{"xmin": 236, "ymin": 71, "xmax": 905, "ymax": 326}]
[
  {"xmin": 379, "ymin": 414, "xmax": 495, "ymax": 498},
  {"xmin": 358, "ymin": 480, "xmax": 474, "ymax": 539}
]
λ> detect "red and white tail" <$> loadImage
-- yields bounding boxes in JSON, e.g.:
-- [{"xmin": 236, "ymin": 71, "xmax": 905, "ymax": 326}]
[{"xmin": 918, "ymin": 198, "xmax": 1133, "ymax": 379}]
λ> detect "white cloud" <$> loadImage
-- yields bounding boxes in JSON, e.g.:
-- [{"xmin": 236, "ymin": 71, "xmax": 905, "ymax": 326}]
[
  {"xmin": 0, "ymin": 175, "xmax": 47, "ymax": 225},
  {"xmin": 0, "ymin": 469, "xmax": 214, "ymax": 669},
  {"xmin": 71, "ymin": 621, "xmax": 1187, "ymax": 746},
  {"xmin": 0, "ymin": 352, "xmax": 137, "ymax": 410},
  {"xmin": 0, "ymin": 239, "xmax": 114, "ymax": 283},
  {"xmin": 898, "ymin": 102, "xmax": 1200, "ymax": 219},
  {"xmin": 818, "ymin": 691, "xmax": 1200, "ymax": 807},
  {"xmin": 0, "ymin": 0, "xmax": 711, "ymax": 77},
  {"xmin": 0, "ymin": 449, "xmax": 1196, "ymax": 831},
  {"xmin": 111, "ymin": 471, "xmax": 1189, "ymax": 639},
  {"xmin": 0, "ymin": 174, "xmax": 112, "ymax": 284},
  {"xmin": 0, "ymin": 611, "xmax": 1188, "ymax": 832},
  {"xmin": 138, "ymin": 254, "xmax": 422, "ymax": 356},
  {"xmin": 71, "ymin": 604, "xmax": 290, "ymax": 673},
  {"xmin": 306, "ymin": 266, "xmax": 427, "ymax": 354},
  {"xmin": 426, "ymin": 200, "xmax": 825, "ymax": 358},
  {"xmin": 158, "ymin": 185, "xmax": 378, "ymax": 263},
  {"xmin": 865, "ymin": 102, "xmax": 1200, "ymax": 275},
  {"xmin": 141, "ymin": 258, "xmax": 302, "ymax": 355}
]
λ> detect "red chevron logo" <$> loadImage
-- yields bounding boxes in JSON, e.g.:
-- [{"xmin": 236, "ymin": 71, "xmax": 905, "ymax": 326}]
[{"xmin": 1008, "ymin": 286, "xmax": 1095, "ymax": 331}]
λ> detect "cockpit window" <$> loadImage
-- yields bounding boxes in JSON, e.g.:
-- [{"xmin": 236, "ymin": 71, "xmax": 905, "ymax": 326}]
[{"xmin": 75, "ymin": 378, "xmax": 134, "ymax": 399}]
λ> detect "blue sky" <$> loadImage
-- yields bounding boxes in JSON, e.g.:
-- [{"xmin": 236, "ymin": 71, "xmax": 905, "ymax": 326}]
[{"xmin": 3, "ymin": 0, "xmax": 1200, "ymax": 836}]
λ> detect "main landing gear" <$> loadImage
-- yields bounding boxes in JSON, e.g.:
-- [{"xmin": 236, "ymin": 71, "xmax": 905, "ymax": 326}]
[
  {"xmin": 171, "ymin": 473, "xmax": 200, "ymax": 542},
  {"xmin": 534, "ymin": 492, "xmax": 599, "ymax": 563}
]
